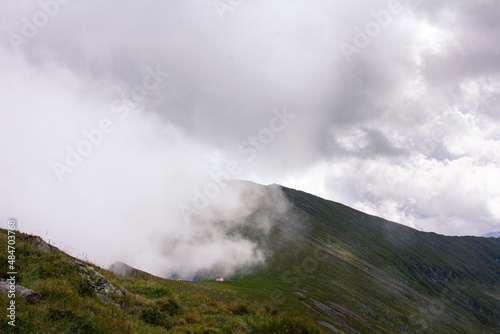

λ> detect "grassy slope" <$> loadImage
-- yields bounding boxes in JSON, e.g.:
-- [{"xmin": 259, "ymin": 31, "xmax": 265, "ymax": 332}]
[
  {"xmin": 0, "ymin": 229, "xmax": 321, "ymax": 333},
  {"xmin": 265, "ymin": 186, "xmax": 500, "ymax": 333},
  {"xmin": 1, "ymin": 184, "xmax": 500, "ymax": 333}
]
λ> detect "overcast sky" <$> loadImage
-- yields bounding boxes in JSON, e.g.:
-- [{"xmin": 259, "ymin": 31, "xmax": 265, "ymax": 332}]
[{"xmin": 1, "ymin": 0, "xmax": 500, "ymax": 274}]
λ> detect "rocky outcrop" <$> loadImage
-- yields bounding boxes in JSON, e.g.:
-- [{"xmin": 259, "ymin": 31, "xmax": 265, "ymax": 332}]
[
  {"xmin": 109, "ymin": 261, "xmax": 136, "ymax": 276},
  {"xmin": 31, "ymin": 236, "xmax": 53, "ymax": 253},
  {"xmin": 74, "ymin": 260, "xmax": 125, "ymax": 304},
  {"xmin": 0, "ymin": 279, "xmax": 36, "ymax": 297}
]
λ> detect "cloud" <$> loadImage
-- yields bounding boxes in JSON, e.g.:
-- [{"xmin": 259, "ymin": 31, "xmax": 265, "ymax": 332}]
[
  {"xmin": 1, "ymin": 0, "xmax": 500, "ymax": 277},
  {"xmin": 154, "ymin": 181, "xmax": 293, "ymax": 279}
]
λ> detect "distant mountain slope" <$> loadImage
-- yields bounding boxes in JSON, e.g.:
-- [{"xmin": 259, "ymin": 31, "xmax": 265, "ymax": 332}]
[
  {"xmin": 252, "ymin": 185, "xmax": 500, "ymax": 333},
  {"xmin": 484, "ymin": 231, "xmax": 500, "ymax": 238},
  {"xmin": 2, "ymin": 183, "xmax": 500, "ymax": 333}
]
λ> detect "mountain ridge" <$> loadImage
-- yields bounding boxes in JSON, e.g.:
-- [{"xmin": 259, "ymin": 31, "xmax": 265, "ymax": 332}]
[{"xmin": 484, "ymin": 231, "xmax": 500, "ymax": 238}]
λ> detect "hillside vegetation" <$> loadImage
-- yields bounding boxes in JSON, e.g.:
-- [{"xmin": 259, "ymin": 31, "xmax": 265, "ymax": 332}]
[{"xmin": 1, "ymin": 183, "xmax": 500, "ymax": 333}]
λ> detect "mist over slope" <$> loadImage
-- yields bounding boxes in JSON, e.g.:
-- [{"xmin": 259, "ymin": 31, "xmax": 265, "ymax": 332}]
[
  {"xmin": 256, "ymin": 184, "xmax": 500, "ymax": 333},
  {"xmin": 3, "ymin": 181, "xmax": 500, "ymax": 333},
  {"xmin": 144, "ymin": 180, "xmax": 500, "ymax": 332},
  {"xmin": 156, "ymin": 180, "xmax": 299, "ymax": 280},
  {"xmin": 0, "ymin": 228, "xmax": 322, "ymax": 333}
]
